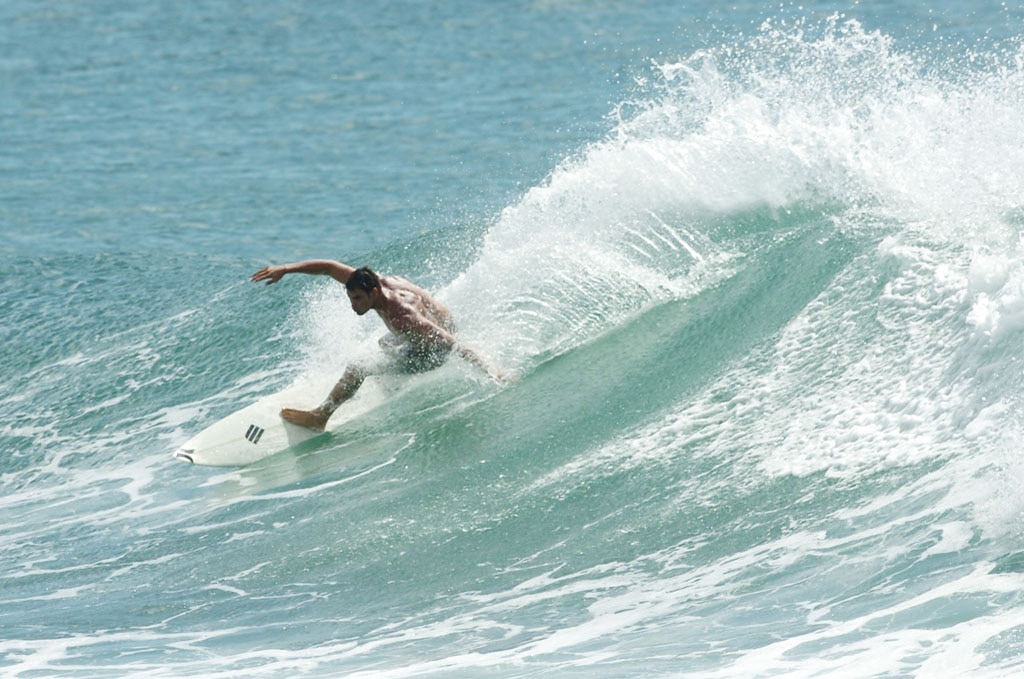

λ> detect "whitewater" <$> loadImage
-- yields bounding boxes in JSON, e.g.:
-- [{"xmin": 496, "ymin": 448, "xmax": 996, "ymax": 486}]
[{"xmin": 4, "ymin": 2, "xmax": 1024, "ymax": 677}]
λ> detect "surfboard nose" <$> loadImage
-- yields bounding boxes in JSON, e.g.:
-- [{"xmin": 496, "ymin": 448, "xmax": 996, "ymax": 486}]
[{"xmin": 173, "ymin": 449, "xmax": 195, "ymax": 464}]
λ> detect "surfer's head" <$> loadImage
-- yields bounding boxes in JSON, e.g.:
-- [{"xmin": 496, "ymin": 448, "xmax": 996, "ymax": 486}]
[
  {"xmin": 346, "ymin": 266, "xmax": 381, "ymax": 316},
  {"xmin": 346, "ymin": 266, "xmax": 380, "ymax": 294}
]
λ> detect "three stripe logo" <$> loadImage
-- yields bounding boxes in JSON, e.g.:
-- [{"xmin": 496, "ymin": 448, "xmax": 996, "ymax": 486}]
[{"xmin": 245, "ymin": 424, "xmax": 265, "ymax": 445}]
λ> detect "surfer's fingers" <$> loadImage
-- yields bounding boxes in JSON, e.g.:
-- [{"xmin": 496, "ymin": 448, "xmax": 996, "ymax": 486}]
[{"xmin": 250, "ymin": 266, "xmax": 277, "ymax": 284}]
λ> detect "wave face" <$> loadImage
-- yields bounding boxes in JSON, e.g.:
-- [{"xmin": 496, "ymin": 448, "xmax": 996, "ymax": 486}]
[{"xmin": 4, "ymin": 10, "xmax": 1024, "ymax": 679}]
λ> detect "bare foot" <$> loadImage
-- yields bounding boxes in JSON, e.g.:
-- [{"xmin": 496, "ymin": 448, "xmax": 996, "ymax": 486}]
[{"xmin": 280, "ymin": 407, "xmax": 329, "ymax": 432}]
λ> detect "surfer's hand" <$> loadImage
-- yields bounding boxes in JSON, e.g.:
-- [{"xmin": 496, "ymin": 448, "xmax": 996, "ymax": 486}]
[{"xmin": 251, "ymin": 265, "xmax": 285, "ymax": 285}]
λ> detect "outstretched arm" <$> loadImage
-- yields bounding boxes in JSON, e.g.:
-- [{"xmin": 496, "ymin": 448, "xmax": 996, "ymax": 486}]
[{"xmin": 251, "ymin": 260, "xmax": 355, "ymax": 285}]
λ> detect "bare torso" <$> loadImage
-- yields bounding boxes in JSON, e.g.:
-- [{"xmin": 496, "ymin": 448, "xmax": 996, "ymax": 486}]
[{"xmin": 376, "ymin": 276, "xmax": 455, "ymax": 349}]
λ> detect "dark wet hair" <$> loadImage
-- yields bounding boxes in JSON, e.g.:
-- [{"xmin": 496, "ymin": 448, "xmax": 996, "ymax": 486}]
[{"xmin": 345, "ymin": 266, "xmax": 380, "ymax": 294}]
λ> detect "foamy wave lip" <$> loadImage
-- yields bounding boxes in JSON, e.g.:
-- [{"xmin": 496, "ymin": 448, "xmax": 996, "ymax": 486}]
[
  {"xmin": 444, "ymin": 15, "xmax": 1024, "ymax": 376},
  {"xmin": 966, "ymin": 251, "xmax": 1024, "ymax": 339}
]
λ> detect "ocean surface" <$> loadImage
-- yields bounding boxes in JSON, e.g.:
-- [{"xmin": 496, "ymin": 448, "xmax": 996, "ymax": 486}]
[{"xmin": 4, "ymin": 1, "xmax": 1024, "ymax": 677}]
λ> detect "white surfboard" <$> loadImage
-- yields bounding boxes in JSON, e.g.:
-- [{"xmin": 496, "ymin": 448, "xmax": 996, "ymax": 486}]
[
  {"xmin": 174, "ymin": 372, "xmax": 406, "ymax": 467},
  {"xmin": 173, "ymin": 375, "xmax": 393, "ymax": 467},
  {"xmin": 172, "ymin": 388, "xmax": 329, "ymax": 467}
]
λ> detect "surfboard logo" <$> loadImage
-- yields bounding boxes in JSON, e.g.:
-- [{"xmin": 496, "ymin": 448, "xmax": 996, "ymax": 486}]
[{"xmin": 245, "ymin": 424, "xmax": 265, "ymax": 445}]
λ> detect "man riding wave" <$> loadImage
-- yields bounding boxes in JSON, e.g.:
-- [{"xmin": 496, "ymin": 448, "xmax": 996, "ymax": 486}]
[{"xmin": 252, "ymin": 259, "xmax": 502, "ymax": 431}]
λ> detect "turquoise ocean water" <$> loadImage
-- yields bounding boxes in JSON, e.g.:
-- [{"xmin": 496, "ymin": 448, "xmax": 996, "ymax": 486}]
[{"xmin": 5, "ymin": 1, "xmax": 1024, "ymax": 676}]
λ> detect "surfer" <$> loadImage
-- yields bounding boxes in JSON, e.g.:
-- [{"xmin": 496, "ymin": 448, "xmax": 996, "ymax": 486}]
[{"xmin": 251, "ymin": 259, "xmax": 502, "ymax": 431}]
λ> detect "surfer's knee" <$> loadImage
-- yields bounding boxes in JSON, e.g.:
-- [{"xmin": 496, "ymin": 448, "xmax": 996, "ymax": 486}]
[
  {"xmin": 343, "ymin": 364, "xmax": 368, "ymax": 380},
  {"xmin": 338, "ymin": 364, "xmax": 368, "ymax": 391}
]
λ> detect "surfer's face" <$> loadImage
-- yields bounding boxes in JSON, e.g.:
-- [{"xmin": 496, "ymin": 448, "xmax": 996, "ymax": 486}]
[{"xmin": 347, "ymin": 288, "xmax": 374, "ymax": 315}]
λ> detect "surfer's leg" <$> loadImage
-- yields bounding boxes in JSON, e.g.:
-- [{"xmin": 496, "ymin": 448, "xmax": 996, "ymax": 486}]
[{"xmin": 281, "ymin": 364, "xmax": 366, "ymax": 431}]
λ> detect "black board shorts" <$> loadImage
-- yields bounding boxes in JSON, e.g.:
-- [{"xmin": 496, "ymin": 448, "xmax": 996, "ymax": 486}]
[
  {"xmin": 379, "ymin": 342, "xmax": 451, "ymax": 375},
  {"xmin": 394, "ymin": 344, "xmax": 450, "ymax": 374},
  {"xmin": 371, "ymin": 333, "xmax": 452, "ymax": 376}
]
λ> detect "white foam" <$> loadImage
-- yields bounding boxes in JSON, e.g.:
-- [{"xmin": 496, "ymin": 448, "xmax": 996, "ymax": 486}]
[
  {"xmin": 966, "ymin": 252, "xmax": 1024, "ymax": 339},
  {"xmin": 921, "ymin": 522, "xmax": 974, "ymax": 559}
]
